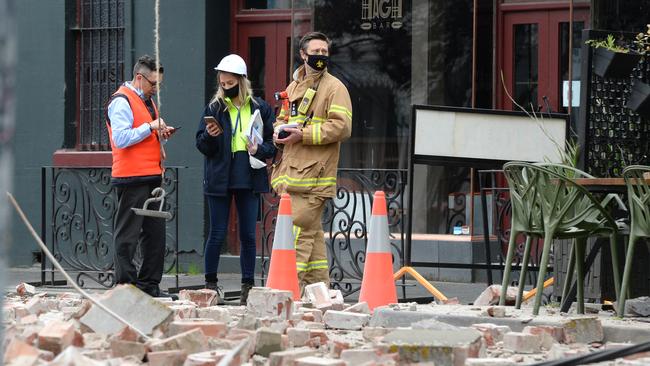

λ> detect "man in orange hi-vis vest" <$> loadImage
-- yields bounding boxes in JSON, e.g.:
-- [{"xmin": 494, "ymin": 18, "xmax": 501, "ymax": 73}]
[
  {"xmin": 272, "ymin": 32, "xmax": 352, "ymax": 292},
  {"xmin": 106, "ymin": 55, "xmax": 178, "ymax": 300}
]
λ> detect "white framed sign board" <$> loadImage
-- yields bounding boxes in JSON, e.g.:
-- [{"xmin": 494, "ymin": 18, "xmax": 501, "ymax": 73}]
[{"xmin": 412, "ymin": 105, "xmax": 568, "ymax": 165}]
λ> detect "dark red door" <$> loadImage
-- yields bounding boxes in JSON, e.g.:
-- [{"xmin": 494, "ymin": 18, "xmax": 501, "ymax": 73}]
[
  {"xmin": 498, "ymin": 4, "xmax": 589, "ymax": 112},
  {"xmin": 226, "ymin": 4, "xmax": 311, "ymax": 255},
  {"xmin": 237, "ymin": 21, "xmax": 292, "ymax": 104}
]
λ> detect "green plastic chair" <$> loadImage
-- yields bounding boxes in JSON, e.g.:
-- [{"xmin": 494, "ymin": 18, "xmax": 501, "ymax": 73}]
[
  {"xmin": 536, "ymin": 163, "xmax": 625, "ymax": 311},
  {"xmin": 499, "ymin": 163, "xmax": 545, "ymax": 307},
  {"xmin": 502, "ymin": 162, "xmax": 622, "ymax": 315},
  {"xmin": 502, "ymin": 163, "xmax": 596, "ymax": 309},
  {"xmin": 618, "ymin": 165, "xmax": 650, "ymax": 316}
]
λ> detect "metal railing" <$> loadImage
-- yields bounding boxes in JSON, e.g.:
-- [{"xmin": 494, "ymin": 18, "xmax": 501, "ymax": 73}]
[{"xmin": 40, "ymin": 166, "xmax": 180, "ymax": 289}]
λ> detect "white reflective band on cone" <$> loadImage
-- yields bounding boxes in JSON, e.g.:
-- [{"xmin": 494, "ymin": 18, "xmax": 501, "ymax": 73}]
[
  {"xmin": 273, "ymin": 215, "xmax": 295, "ymax": 250},
  {"xmin": 366, "ymin": 214, "xmax": 390, "ymax": 253}
]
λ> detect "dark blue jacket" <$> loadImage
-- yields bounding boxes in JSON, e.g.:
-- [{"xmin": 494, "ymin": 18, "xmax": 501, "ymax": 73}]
[{"xmin": 195, "ymin": 97, "xmax": 276, "ymax": 196}]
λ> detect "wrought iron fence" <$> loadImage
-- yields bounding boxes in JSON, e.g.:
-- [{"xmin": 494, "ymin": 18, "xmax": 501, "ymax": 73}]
[{"xmin": 40, "ymin": 166, "xmax": 180, "ymax": 289}]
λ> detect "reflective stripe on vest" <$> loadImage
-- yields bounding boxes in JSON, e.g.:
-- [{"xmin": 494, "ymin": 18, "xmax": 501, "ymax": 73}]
[{"xmin": 107, "ymin": 85, "xmax": 162, "ymax": 178}]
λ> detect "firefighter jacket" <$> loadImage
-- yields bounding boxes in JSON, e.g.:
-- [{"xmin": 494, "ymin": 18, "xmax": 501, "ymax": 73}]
[
  {"xmin": 271, "ymin": 65, "xmax": 352, "ymax": 197},
  {"xmin": 106, "ymin": 85, "xmax": 162, "ymax": 179}
]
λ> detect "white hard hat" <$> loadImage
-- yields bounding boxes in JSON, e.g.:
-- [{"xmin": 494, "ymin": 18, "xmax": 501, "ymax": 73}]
[{"xmin": 214, "ymin": 54, "xmax": 247, "ymax": 76}]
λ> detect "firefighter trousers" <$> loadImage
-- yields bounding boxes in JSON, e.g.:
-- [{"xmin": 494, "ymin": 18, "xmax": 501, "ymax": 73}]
[{"xmin": 290, "ymin": 193, "xmax": 329, "ymax": 292}]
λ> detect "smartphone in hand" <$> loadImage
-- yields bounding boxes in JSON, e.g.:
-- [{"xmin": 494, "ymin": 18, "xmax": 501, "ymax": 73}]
[{"xmin": 204, "ymin": 116, "xmax": 222, "ymax": 137}]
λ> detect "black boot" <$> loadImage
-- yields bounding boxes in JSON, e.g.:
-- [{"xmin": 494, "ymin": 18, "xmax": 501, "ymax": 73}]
[
  {"xmin": 205, "ymin": 281, "xmax": 224, "ymax": 305},
  {"xmin": 240, "ymin": 282, "xmax": 253, "ymax": 306}
]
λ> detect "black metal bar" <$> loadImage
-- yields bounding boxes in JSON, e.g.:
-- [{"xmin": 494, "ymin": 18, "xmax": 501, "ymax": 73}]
[
  {"xmin": 560, "ymin": 240, "xmax": 602, "ymax": 313},
  {"xmin": 405, "ymin": 106, "xmax": 416, "ymax": 267},
  {"xmin": 479, "ymin": 170, "xmax": 493, "ymax": 285},
  {"xmin": 174, "ymin": 168, "xmax": 179, "ymax": 290},
  {"xmin": 40, "ymin": 167, "xmax": 46, "ymax": 285},
  {"xmin": 411, "ymin": 261, "xmax": 552, "ymax": 272}
]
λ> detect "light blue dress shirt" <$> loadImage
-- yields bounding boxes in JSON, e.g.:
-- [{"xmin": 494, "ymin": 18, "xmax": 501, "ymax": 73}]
[{"xmin": 107, "ymin": 82, "xmax": 155, "ymax": 149}]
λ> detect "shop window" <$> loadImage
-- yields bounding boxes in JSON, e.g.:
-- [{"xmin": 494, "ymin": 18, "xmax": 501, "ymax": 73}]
[
  {"xmin": 73, "ymin": 0, "xmax": 125, "ymax": 151},
  {"xmin": 242, "ymin": 0, "xmax": 309, "ymax": 10}
]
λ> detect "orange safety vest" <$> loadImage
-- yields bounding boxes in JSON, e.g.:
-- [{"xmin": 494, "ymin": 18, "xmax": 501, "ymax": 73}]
[{"xmin": 106, "ymin": 85, "xmax": 162, "ymax": 178}]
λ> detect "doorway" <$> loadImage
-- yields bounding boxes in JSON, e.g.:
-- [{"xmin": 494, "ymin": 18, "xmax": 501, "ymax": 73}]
[
  {"xmin": 225, "ymin": 1, "xmax": 311, "ymax": 255},
  {"xmin": 497, "ymin": 3, "xmax": 589, "ymax": 113}
]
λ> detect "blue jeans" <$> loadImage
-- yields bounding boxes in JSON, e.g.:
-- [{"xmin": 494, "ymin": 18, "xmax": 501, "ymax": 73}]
[{"xmin": 204, "ymin": 189, "xmax": 259, "ymax": 283}]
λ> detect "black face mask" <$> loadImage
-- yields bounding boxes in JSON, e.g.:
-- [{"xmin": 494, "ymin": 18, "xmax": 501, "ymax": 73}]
[
  {"xmin": 224, "ymin": 84, "xmax": 239, "ymax": 98},
  {"xmin": 306, "ymin": 54, "xmax": 329, "ymax": 71}
]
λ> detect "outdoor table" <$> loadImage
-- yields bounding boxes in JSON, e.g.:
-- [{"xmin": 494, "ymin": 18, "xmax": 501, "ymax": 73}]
[{"xmin": 573, "ymin": 177, "xmax": 628, "ymax": 194}]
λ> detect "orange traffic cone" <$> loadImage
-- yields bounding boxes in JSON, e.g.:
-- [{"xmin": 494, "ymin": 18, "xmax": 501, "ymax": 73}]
[
  {"xmin": 359, "ymin": 191, "xmax": 397, "ymax": 310},
  {"xmin": 266, "ymin": 193, "xmax": 301, "ymax": 300}
]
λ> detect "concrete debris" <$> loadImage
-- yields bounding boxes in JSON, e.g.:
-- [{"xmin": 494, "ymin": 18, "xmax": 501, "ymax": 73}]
[
  {"xmin": 197, "ymin": 305, "xmax": 233, "ymax": 323},
  {"xmin": 561, "ymin": 317, "xmax": 603, "ymax": 344},
  {"xmin": 148, "ymin": 328, "xmax": 209, "ymax": 354},
  {"xmin": 268, "ymin": 347, "xmax": 317, "ymax": 366},
  {"xmin": 179, "ymin": 289, "xmax": 220, "ymax": 308},
  {"xmin": 80, "ymin": 284, "xmax": 173, "ymax": 335},
  {"xmin": 623, "ymin": 296, "xmax": 650, "ymax": 317},
  {"xmin": 342, "ymin": 301, "xmax": 370, "ymax": 314},
  {"xmin": 7, "ymin": 284, "xmax": 650, "ymax": 366},
  {"xmin": 246, "ymin": 288, "xmax": 294, "ymax": 319},
  {"xmin": 381, "ymin": 328, "xmax": 482, "ymax": 365},
  {"xmin": 304, "ymin": 283, "xmax": 332, "ymax": 308},
  {"xmin": 169, "ymin": 319, "xmax": 227, "ymax": 338},
  {"xmin": 16, "ymin": 282, "xmax": 37, "ymax": 296},
  {"xmin": 473, "ymin": 285, "xmax": 519, "ymax": 306},
  {"xmin": 146, "ymin": 349, "xmax": 187, "ymax": 366},
  {"xmin": 109, "ymin": 340, "xmax": 147, "ymax": 359},
  {"xmin": 255, "ymin": 327, "xmax": 284, "ymax": 357},
  {"xmin": 322, "ymin": 310, "xmax": 370, "ymax": 330},
  {"xmin": 503, "ymin": 331, "xmax": 542, "ymax": 354}
]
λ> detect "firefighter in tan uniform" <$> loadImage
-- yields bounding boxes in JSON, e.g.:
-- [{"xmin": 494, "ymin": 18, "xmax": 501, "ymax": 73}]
[{"xmin": 272, "ymin": 32, "xmax": 352, "ymax": 290}]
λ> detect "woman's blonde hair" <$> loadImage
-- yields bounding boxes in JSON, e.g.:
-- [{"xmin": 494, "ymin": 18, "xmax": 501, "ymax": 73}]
[{"xmin": 209, "ymin": 72, "xmax": 258, "ymax": 110}]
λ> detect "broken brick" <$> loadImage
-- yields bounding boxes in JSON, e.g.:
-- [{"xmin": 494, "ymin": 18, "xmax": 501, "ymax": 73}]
[
  {"xmin": 37, "ymin": 320, "xmax": 76, "ymax": 355},
  {"xmin": 178, "ymin": 289, "xmax": 220, "ymax": 308},
  {"xmin": 148, "ymin": 328, "xmax": 208, "ymax": 355},
  {"xmin": 147, "ymin": 350, "xmax": 187, "ymax": 366},
  {"xmin": 169, "ymin": 319, "xmax": 227, "ymax": 338}
]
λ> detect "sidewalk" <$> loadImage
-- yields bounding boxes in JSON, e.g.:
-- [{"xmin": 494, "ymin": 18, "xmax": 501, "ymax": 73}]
[{"xmin": 4, "ymin": 266, "xmax": 491, "ymax": 304}]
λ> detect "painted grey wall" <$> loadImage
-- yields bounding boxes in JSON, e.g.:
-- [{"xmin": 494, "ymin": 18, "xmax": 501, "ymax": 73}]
[
  {"xmin": 8, "ymin": 0, "xmax": 230, "ymax": 267},
  {"xmin": 1, "ymin": 0, "xmax": 17, "ymax": 354},
  {"xmin": 11, "ymin": 0, "xmax": 66, "ymax": 265}
]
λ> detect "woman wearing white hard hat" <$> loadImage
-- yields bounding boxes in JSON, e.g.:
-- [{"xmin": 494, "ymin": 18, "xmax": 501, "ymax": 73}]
[{"xmin": 195, "ymin": 54, "xmax": 277, "ymax": 305}]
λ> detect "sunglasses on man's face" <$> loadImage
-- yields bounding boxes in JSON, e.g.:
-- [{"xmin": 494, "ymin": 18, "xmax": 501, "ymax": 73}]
[{"xmin": 139, "ymin": 73, "xmax": 162, "ymax": 87}]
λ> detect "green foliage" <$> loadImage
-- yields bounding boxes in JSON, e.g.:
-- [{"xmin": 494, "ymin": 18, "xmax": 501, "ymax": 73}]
[
  {"xmin": 635, "ymin": 24, "xmax": 650, "ymax": 56},
  {"xmin": 500, "ymin": 72, "xmax": 580, "ymax": 167},
  {"xmin": 586, "ymin": 34, "xmax": 631, "ymax": 54},
  {"xmin": 184, "ymin": 262, "xmax": 202, "ymax": 276}
]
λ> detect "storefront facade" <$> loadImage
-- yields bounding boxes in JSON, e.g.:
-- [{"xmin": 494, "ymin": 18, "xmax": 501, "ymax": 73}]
[{"xmin": 8, "ymin": 0, "xmax": 648, "ymax": 278}]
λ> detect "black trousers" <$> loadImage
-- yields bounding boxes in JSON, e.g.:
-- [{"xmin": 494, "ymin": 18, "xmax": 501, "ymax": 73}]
[{"xmin": 113, "ymin": 181, "xmax": 166, "ymax": 294}]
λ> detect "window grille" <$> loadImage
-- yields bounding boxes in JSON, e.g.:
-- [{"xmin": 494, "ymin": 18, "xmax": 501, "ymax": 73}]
[{"xmin": 74, "ymin": 0, "xmax": 125, "ymax": 151}]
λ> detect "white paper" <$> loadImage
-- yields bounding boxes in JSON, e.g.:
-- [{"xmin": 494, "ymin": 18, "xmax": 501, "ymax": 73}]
[
  {"xmin": 275, "ymin": 122, "xmax": 300, "ymax": 133},
  {"xmin": 562, "ymin": 80, "xmax": 580, "ymax": 107},
  {"xmin": 246, "ymin": 109, "xmax": 264, "ymax": 145}
]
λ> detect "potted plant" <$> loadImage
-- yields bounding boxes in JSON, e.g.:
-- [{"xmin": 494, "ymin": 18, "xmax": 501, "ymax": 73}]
[
  {"xmin": 586, "ymin": 34, "xmax": 642, "ymax": 79},
  {"xmin": 626, "ymin": 25, "xmax": 650, "ymax": 117}
]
